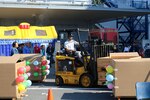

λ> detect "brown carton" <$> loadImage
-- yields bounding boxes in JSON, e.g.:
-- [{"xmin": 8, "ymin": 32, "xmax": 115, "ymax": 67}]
[
  {"xmin": 0, "ymin": 55, "xmax": 26, "ymax": 99},
  {"xmin": 97, "ymin": 52, "xmax": 140, "ymax": 86},
  {"xmin": 97, "ymin": 52, "xmax": 140, "ymax": 68},
  {"xmin": 97, "ymin": 57, "xmax": 112, "ymax": 85},
  {"xmin": 112, "ymin": 58, "xmax": 150, "ymax": 97},
  {"xmin": 129, "ymin": 56, "xmax": 141, "ymax": 59},
  {"xmin": 98, "ymin": 71, "xmax": 106, "ymax": 81},
  {"xmin": 110, "ymin": 52, "xmax": 139, "ymax": 59},
  {"xmin": 97, "ymin": 57, "xmax": 112, "ymax": 68},
  {"xmin": 13, "ymin": 54, "xmax": 47, "ymax": 82},
  {"xmin": 98, "ymin": 80, "xmax": 105, "ymax": 85}
]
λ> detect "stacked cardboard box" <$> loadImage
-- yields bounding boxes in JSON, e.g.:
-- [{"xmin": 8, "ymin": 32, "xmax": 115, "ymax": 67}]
[
  {"xmin": 97, "ymin": 52, "xmax": 150, "ymax": 97},
  {"xmin": 0, "ymin": 55, "xmax": 27, "ymax": 99},
  {"xmin": 97, "ymin": 52, "xmax": 140, "ymax": 85},
  {"xmin": 109, "ymin": 52, "xmax": 140, "ymax": 59},
  {"xmin": 97, "ymin": 57, "xmax": 111, "ymax": 85},
  {"xmin": 13, "ymin": 54, "xmax": 49, "ymax": 82},
  {"xmin": 112, "ymin": 58, "xmax": 150, "ymax": 97}
]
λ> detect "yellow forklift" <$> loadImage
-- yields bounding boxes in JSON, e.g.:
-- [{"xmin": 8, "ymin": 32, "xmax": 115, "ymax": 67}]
[{"xmin": 55, "ymin": 28, "xmax": 98, "ymax": 87}]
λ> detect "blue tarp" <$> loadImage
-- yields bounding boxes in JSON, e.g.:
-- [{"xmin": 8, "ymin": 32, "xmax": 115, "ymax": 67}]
[{"xmin": 0, "ymin": 39, "xmax": 57, "ymax": 56}]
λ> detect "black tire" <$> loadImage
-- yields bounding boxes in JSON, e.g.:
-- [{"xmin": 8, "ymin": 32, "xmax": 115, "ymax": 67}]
[
  {"xmin": 55, "ymin": 76, "xmax": 63, "ymax": 86},
  {"xmin": 79, "ymin": 74, "xmax": 93, "ymax": 88}
]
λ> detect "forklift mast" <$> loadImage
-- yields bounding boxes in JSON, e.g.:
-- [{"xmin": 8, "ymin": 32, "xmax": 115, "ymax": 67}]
[
  {"xmin": 77, "ymin": 28, "xmax": 98, "ymax": 85},
  {"xmin": 87, "ymin": 32, "xmax": 98, "ymax": 85}
]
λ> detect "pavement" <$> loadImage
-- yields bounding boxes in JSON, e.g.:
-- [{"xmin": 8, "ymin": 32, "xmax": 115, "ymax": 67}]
[{"xmin": 22, "ymin": 64, "xmax": 137, "ymax": 100}]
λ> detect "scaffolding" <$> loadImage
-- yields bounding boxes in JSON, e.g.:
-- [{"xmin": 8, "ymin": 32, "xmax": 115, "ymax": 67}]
[{"xmin": 117, "ymin": 0, "xmax": 149, "ymax": 45}]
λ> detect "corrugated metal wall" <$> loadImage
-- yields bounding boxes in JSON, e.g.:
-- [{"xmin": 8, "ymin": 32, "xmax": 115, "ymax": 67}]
[
  {"xmin": 0, "ymin": 44, "xmax": 11, "ymax": 56},
  {"xmin": 0, "ymin": 39, "xmax": 56, "ymax": 56}
]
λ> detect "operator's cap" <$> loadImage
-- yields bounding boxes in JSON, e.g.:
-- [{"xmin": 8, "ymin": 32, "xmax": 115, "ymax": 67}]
[{"xmin": 68, "ymin": 33, "xmax": 73, "ymax": 37}]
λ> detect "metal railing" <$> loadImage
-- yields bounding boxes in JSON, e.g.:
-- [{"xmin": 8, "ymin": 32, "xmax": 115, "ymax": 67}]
[
  {"xmin": 102, "ymin": 0, "xmax": 149, "ymax": 9},
  {"xmin": 131, "ymin": 0, "xmax": 149, "ymax": 9},
  {"xmin": 0, "ymin": 0, "xmax": 149, "ymax": 8},
  {"xmin": 94, "ymin": 44, "xmax": 114, "ymax": 58},
  {"xmin": 103, "ymin": 0, "xmax": 118, "ymax": 8},
  {"xmin": 0, "ymin": 0, "xmax": 93, "ymax": 6}
]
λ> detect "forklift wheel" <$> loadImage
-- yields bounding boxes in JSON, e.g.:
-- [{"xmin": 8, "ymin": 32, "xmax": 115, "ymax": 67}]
[
  {"xmin": 55, "ymin": 76, "xmax": 63, "ymax": 86},
  {"xmin": 79, "ymin": 74, "xmax": 93, "ymax": 88}
]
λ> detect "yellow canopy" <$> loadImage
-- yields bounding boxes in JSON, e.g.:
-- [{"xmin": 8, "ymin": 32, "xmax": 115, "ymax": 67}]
[
  {"xmin": 0, "ymin": 26, "xmax": 58, "ymax": 39},
  {"xmin": 0, "ymin": 26, "xmax": 22, "ymax": 39}
]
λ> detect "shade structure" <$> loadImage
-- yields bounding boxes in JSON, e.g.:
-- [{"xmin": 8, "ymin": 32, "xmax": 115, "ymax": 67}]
[
  {"xmin": 21, "ymin": 26, "xmax": 57, "ymax": 39},
  {"xmin": 0, "ymin": 6, "xmax": 149, "ymax": 25},
  {"xmin": 0, "ymin": 26, "xmax": 57, "ymax": 39},
  {"xmin": 0, "ymin": 26, "xmax": 22, "ymax": 39}
]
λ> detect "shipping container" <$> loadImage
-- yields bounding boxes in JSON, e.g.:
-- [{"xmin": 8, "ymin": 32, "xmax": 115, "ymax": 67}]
[{"xmin": 90, "ymin": 28, "xmax": 118, "ymax": 44}]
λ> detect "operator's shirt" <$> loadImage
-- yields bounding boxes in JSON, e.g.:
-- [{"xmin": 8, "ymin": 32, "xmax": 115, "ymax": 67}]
[{"xmin": 64, "ymin": 40, "xmax": 79, "ymax": 51}]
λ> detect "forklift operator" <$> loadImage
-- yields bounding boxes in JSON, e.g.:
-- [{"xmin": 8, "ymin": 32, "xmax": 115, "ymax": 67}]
[{"xmin": 64, "ymin": 33, "xmax": 80, "ymax": 57}]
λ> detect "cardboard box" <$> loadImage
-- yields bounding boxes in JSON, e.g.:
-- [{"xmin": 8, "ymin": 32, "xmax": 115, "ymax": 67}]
[
  {"xmin": 97, "ymin": 52, "xmax": 140, "ymax": 68},
  {"xmin": 112, "ymin": 58, "xmax": 150, "ymax": 97},
  {"xmin": 98, "ymin": 71, "xmax": 106, "ymax": 81},
  {"xmin": 110, "ymin": 52, "xmax": 139, "ymax": 59},
  {"xmin": 13, "ymin": 54, "xmax": 47, "ymax": 82},
  {"xmin": 98, "ymin": 80, "xmax": 106, "ymax": 85},
  {"xmin": 97, "ymin": 57, "xmax": 111, "ymax": 85},
  {"xmin": 97, "ymin": 68, "xmax": 108, "ymax": 86},
  {"xmin": 97, "ymin": 57, "xmax": 112, "ymax": 69},
  {"xmin": 129, "ymin": 56, "xmax": 141, "ymax": 59},
  {"xmin": 97, "ymin": 52, "xmax": 140, "ymax": 86},
  {"xmin": 0, "ymin": 55, "xmax": 26, "ymax": 98}
]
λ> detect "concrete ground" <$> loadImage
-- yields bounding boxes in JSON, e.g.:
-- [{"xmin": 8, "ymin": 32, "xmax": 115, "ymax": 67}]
[{"xmin": 21, "ymin": 64, "xmax": 137, "ymax": 100}]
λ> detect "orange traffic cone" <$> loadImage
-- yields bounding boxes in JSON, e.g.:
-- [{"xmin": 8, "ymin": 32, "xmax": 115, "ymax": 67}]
[{"xmin": 47, "ymin": 88, "xmax": 54, "ymax": 100}]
